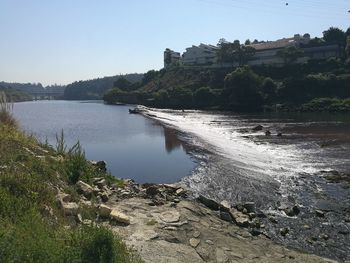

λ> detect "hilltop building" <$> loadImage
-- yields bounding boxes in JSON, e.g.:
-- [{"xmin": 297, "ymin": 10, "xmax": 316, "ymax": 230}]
[{"xmin": 164, "ymin": 33, "xmax": 341, "ymax": 68}]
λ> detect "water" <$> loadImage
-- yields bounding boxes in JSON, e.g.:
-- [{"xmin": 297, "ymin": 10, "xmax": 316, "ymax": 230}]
[
  {"xmin": 13, "ymin": 101, "xmax": 195, "ymax": 184},
  {"xmin": 143, "ymin": 108, "xmax": 350, "ymax": 260}
]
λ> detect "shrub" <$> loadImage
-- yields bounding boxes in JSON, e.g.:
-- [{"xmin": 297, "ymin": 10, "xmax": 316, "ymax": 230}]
[{"xmin": 0, "ymin": 91, "xmax": 17, "ymax": 127}]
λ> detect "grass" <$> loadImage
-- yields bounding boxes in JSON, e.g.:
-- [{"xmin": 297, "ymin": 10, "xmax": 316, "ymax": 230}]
[{"xmin": 0, "ymin": 112, "xmax": 141, "ymax": 262}]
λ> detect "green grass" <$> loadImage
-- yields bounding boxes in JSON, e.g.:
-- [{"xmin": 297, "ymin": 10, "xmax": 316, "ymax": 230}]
[{"xmin": 0, "ymin": 122, "xmax": 141, "ymax": 263}]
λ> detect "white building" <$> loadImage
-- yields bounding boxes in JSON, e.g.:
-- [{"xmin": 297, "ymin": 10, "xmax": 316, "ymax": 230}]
[
  {"xmin": 164, "ymin": 48, "xmax": 181, "ymax": 68},
  {"xmin": 182, "ymin": 44, "xmax": 219, "ymax": 66}
]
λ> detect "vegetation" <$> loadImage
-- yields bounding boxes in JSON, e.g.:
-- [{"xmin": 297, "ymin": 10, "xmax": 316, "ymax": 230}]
[
  {"xmin": 64, "ymin": 74, "xmax": 143, "ymax": 100},
  {"xmin": 0, "ymin": 101, "xmax": 141, "ymax": 262},
  {"xmin": 0, "ymin": 86, "xmax": 32, "ymax": 102},
  {"xmin": 103, "ymin": 26, "xmax": 350, "ymax": 113}
]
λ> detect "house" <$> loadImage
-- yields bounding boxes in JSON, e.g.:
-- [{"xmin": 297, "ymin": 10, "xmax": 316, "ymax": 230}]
[
  {"xmin": 164, "ymin": 48, "xmax": 181, "ymax": 68},
  {"xmin": 182, "ymin": 44, "xmax": 219, "ymax": 66}
]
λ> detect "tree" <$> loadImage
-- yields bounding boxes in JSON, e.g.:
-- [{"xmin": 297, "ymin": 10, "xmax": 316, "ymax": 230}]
[
  {"xmin": 193, "ymin": 87, "xmax": 215, "ymax": 108},
  {"xmin": 224, "ymin": 66, "xmax": 263, "ymax": 110},
  {"xmin": 245, "ymin": 39, "xmax": 251, "ymax": 45},
  {"xmin": 260, "ymin": 77, "xmax": 277, "ymax": 103},
  {"xmin": 252, "ymin": 39, "xmax": 259, "ymax": 44},
  {"xmin": 113, "ymin": 77, "xmax": 131, "ymax": 91},
  {"xmin": 346, "ymin": 36, "xmax": 350, "ymax": 58},
  {"xmin": 323, "ymin": 27, "xmax": 346, "ymax": 44},
  {"xmin": 276, "ymin": 46, "xmax": 304, "ymax": 65}
]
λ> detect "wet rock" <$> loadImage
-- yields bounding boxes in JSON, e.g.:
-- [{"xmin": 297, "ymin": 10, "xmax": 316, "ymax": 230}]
[
  {"xmin": 315, "ymin": 210, "xmax": 325, "ymax": 217},
  {"xmin": 159, "ymin": 211, "xmax": 180, "ymax": 223},
  {"xmin": 110, "ymin": 209, "xmax": 130, "ymax": 225},
  {"xmin": 197, "ymin": 195, "xmax": 220, "ymax": 211},
  {"xmin": 252, "ymin": 125, "xmax": 263, "ymax": 131},
  {"xmin": 99, "ymin": 204, "xmax": 112, "ymax": 218},
  {"xmin": 280, "ymin": 227, "xmax": 289, "ymax": 236},
  {"xmin": 265, "ymin": 130, "xmax": 271, "ymax": 136},
  {"xmin": 76, "ymin": 181, "xmax": 93, "ymax": 198},
  {"xmin": 189, "ymin": 238, "xmax": 200, "ymax": 248}
]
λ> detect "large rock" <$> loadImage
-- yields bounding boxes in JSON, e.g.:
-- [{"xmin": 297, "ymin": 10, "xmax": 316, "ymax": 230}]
[
  {"xmin": 56, "ymin": 192, "xmax": 72, "ymax": 203},
  {"xmin": 110, "ymin": 209, "xmax": 130, "ymax": 225},
  {"xmin": 252, "ymin": 125, "xmax": 263, "ymax": 131},
  {"xmin": 99, "ymin": 204, "xmax": 112, "ymax": 218},
  {"xmin": 76, "ymin": 180, "xmax": 93, "ymax": 198}
]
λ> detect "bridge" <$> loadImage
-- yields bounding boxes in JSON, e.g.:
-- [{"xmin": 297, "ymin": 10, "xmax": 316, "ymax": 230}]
[{"xmin": 31, "ymin": 90, "xmax": 65, "ymax": 100}]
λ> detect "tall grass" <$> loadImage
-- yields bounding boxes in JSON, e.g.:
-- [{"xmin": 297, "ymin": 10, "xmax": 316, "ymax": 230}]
[{"xmin": 0, "ymin": 91, "xmax": 17, "ymax": 127}]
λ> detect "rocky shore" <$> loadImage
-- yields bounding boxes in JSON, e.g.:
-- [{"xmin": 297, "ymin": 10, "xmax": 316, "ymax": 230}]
[{"xmin": 56, "ymin": 172, "xmax": 340, "ymax": 263}]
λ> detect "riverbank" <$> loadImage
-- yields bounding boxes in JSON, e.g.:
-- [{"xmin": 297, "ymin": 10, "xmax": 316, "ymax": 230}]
[{"xmin": 0, "ymin": 107, "xmax": 341, "ymax": 262}]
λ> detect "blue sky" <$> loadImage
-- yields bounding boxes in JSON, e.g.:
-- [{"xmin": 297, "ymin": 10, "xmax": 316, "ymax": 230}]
[{"xmin": 0, "ymin": 0, "xmax": 349, "ymax": 85}]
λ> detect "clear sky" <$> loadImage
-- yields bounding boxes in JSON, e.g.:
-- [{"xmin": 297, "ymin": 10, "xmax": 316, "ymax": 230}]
[{"xmin": 0, "ymin": 0, "xmax": 349, "ymax": 85}]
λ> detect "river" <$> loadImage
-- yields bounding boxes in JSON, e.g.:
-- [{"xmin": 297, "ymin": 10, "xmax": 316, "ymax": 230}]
[
  {"xmin": 13, "ymin": 101, "xmax": 195, "ymax": 184},
  {"xmin": 13, "ymin": 100, "xmax": 350, "ymax": 260}
]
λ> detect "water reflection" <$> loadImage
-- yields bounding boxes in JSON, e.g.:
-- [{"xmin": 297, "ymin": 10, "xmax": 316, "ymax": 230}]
[{"xmin": 163, "ymin": 127, "xmax": 183, "ymax": 153}]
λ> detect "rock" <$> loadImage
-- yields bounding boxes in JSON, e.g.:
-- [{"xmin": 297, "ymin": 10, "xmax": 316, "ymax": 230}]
[
  {"xmin": 145, "ymin": 185, "xmax": 159, "ymax": 196},
  {"xmin": 56, "ymin": 192, "xmax": 72, "ymax": 203},
  {"xmin": 100, "ymin": 192, "xmax": 109, "ymax": 202},
  {"xmin": 269, "ymin": 216, "xmax": 278, "ymax": 224},
  {"xmin": 160, "ymin": 211, "xmax": 180, "ymax": 223},
  {"xmin": 316, "ymin": 210, "xmax": 325, "ymax": 217},
  {"xmin": 99, "ymin": 204, "xmax": 112, "ymax": 218},
  {"xmin": 243, "ymin": 202, "xmax": 255, "ymax": 213},
  {"xmin": 76, "ymin": 213, "xmax": 83, "ymax": 223},
  {"xmin": 220, "ymin": 211, "xmax": 233, "ymax": 222},
  {"xmin": 193, "ymin": 231, "xmax": 201, "ymax": 238},
  {"xmin": 110, "ymin": 209, "xmax": 130, "ymax": 225},
  {"xmin": 189, "ymin": 238, "xmax": 200, "ymax": 248},
  {"xmin": 265, "ymin": 130, "xmax": 271, "ymax": 136},
  {"xmin": 280, "ymin": 227, "xmax": 289, "ymax": 236},
  {"xmin": 62, "ymin": 202, "xmax": 79, "ymax": 216},
  {"xmin": 216, "ymin": 248, "xmax": 229, "ymax": 263},
  {"xmin": 284, "ymin": 205, "xmax": 300, "ymax": 217},
  {"xmin": 277, "ymin": 132, "xmax": 283, "ymax": 137},
  {"xmin": 95, "ymin": 178, "xmax": 107, "ymax": 188},
  {"xmin": 252, "ymin": 125, "xmax": 263, "ymax": 131},
  {"xmin": 230, "ymin": 209, "xmax": 250, "ymax": 227},
  {"xmin": 205, "ymin": 239, "xmax": 214, "ymax": 245},
  {"xmin": 90, "ymin": 160, "xmax": 107, "ymax": 172},
  {"xmin": 220, "ymin": 200, "xmax": 231, "ymax": 210},
  {"xmin": 76, "ymin": 181, "xmax": 93, "ymax": 198},
  {"xmin": 176, "ymin": 188, "xmax": 186, "ymax": 196},
  {"xmin": 320, "ymin": 234, "xmax": 329, "ymax": 240},
  {"xmin": 197, "ymin": 195, "xmax": 220, "ymax": 211}
]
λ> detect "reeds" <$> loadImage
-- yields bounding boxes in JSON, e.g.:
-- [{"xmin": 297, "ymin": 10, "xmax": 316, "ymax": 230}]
[{"xmin": 0, "ymin": 91, "xmax": 17, "ymax": 127}]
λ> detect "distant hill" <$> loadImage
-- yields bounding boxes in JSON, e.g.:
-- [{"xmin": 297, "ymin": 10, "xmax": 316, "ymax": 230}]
[
  {"xmin": 63, "ymin": 73, "xmax": 144, "ymax": 100},
  {"xmin": 0, "ymin": 85, "xmax": 32, "ymax": 102},
  {"xmin": 0, "ymin": 81, "xmax": 45, "ymax": 94}
]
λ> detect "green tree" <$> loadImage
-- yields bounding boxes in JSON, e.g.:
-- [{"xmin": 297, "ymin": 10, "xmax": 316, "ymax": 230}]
[
  {"xmin": 346, "ymin": 36, "xmax": 350, "ymax": 58},
  {"xmin": 113, "ymin": 77, "xmax": 131, "ymax": 91},
  {"xmin": 245, "ymin": 39, "xmax": 251, "ymax": 45},
  {"xmin": 224, "ymin": 66, "xmax": 263, "ymax": 111},
  {"xmin": 260, "ymin": 77, "xmax": 277, "ymax": 104},
  {"xmin": 323, "ymin": 27, "xmax": 346, "ymax": 44},
  {"xmin": 193, "ymin": 87, "xmax": 215, "ymax": 108},
  {"xmin": 276, "ymin": 46, "xmax": 304, "ymax": 65}
]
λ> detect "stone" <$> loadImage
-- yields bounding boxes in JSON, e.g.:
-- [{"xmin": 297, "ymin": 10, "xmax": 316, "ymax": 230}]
[
  {"xmin": 176, "ymin": 188, "xmax": 186, "ymax": 196},
  {"xmin": 197, "ymin": 195, "xmax": 220, "ymax": 211},
  {"xmin": 230, "ymin": 209, "xmax": 250, "ymax": 227},
  {"xmin": 145, "ymin": 185, "xmax": 159, "ymax": 196},
  {"xmin": 316, "ymin": 210, "xmax": 325, "ymax": 217},
  {"xmin": 189, "ymin": 238, "xmax": 200, "ymax": 248},
  {"xmin": 99, "ymin": 204, "xmax": 112, "ymax": 218},
  {"xmin": 216, "ymin": 248, "xmax": 229, "ymax": 263},
  {"xmin": 76, "ymin": 180, "xmax": 93, "ymax": 198},
  {"xmin": 57, "ymin": 192, "xmax": 71, "ymax": 203},
  {"xmin": 62, "ymin": 202, "xmax": 79, "ymax": 216},
  {"xmin": 205, "ymin": 239, "xmax": 214, "ymax": 245},
  {"xmin": 110, "ymin": 209, "xmax": 130, "ymax": 225},
  {"xmin": 220, "ymin": 211, "xmax": 233, "ymax": 222},
  {"xmin": 280, "ymin": 227, "xmax": 289, "ymax": 236},
  {"xmin": 252, "ymin": 125, "xmax": 263, "ymax": 131},
  {"xmin": 100, "ymin": 192, "xmax": 109, "ymax": 202},
  {"xmin": 160, "ymin": 211, "xmax": 180, "ymax": 223},
  {"xmin": 220, "ymin": 200, "xmax": 231, "ymax": 210},
  {"xmin": 243, "ymin": 202, "xmax": 255, "ymax": 213},
  {"xmin": 284, "ymin": 205, "xmax": 300, "ymax": 217},
  {"xmin": 193, "ymin": 231, "xmax": 201, "ymax": 238},
  {"xmin": 277, "ymin": 132, "xmax": 283, "ymax": 137},
  {"xmin": 95, "ymin": 178, "xmax": 107, "ymax": 188},
  {"xmin": 265, "ymin": 130, "xmax": 271, "ymax": 136}
]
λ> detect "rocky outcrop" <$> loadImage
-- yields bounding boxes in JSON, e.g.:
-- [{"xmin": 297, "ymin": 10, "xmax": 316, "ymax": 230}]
[{"xmin": 76, "ymin": 180, "xmax": 93, "ymax": 198}]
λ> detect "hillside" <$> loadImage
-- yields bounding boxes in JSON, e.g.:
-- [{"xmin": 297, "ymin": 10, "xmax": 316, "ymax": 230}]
[
  {"xmin": 0, "ymin": 85, "xmax": 32, "ymax": 102},
  {"xmin": 63, "ymin": 73, "xmax": 144, "ymax": 100}
]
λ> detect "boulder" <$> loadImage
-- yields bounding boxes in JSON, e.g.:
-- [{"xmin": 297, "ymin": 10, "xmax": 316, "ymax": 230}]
[
  {"xmin": 243, "ymin": 202, "xmax": 255, "ymax": 213},
  {"xmin": 265, "ymin": 130, "xmax": 271, "ymax": 136},
  {"xmin": 76, "ymin": 181, "xmax": 93, "ymax": 198},
  {"xmin": 99, "ymin": 192, "xmax": 109, "ymax": 202},
  {"xmin": 145, "ymin": 185, "xmax": 159, "ymax": 196},
  {"xmin": 99, "ymin": 204, "xmax": 112, "ymax": 218},
  {"xmin": 220, "ymin": 211, "xmax": 233, "ymax": 222},
  {"xmin": 56, "ymin": 192, "xmax": 72, "ymax": 203},
  {"xmin": 176, "ymin": 188, "xmax": 186, "ymax": 196},
  {"xmin": 95, "ymin": 178, "xmax": 107, "ymax": 189},
  {"xmin": 90, "ymin": 160, "xmax": 107, "ymax": 172},
  {"xmin": 110, "ymin": 209, "xmax": 130, "ymax": 225},
  {"xmin": 252, "ymin": 125, "xmax": 263, "ymax": 131},
  {"xmin": 189, "ymin": 238, "xmax": 200, "ymax": 248}
]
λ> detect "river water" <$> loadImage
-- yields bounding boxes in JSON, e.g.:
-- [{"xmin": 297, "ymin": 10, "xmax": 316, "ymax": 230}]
[
  {"xmin": 13, "ymin": 101, "xmax": 195, "ymax": 183},
  {"xmin": 13, "ymin": 101, "xmax": 350, "ymax": 260}
]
